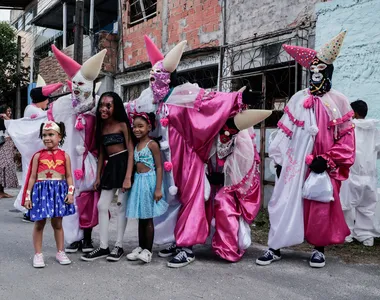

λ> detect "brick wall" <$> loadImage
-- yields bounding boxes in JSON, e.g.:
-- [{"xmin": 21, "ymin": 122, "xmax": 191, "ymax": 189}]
[
  {"xmin": 38, "ymin": 34, "xmax": 117, "ymax": 87},
  {"xmin": 122, "ymin": 0, "xmax": 222, "ymax": 68}
]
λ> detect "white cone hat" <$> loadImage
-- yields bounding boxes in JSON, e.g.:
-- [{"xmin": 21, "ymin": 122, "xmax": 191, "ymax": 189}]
[
  {"xmin": 163, "ymin": 41, "xmax": 187, "ymax": 72},
  {"xmin": 233, "ymin": 109, "xmax": 272, "ymax": 130},
  {"xmin": 81, "ymin": 49, "xmax": 107, "ymax": 81},
  {"xmin": 36, "ymin": 74, "xmax": 46, "ymax": 87}
]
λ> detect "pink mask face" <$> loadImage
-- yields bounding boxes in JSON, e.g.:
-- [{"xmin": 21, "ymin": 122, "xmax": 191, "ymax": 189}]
[{"xmin": 149, "ymin": 61, "xmax": 171, "ymax": 104}]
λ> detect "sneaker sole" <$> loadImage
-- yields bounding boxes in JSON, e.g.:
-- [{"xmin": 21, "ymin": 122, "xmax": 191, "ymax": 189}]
[
  {"xmin": 167, "ymin": 257, "xmax": 195, "ymax": 268},
  {"xmin": 137, "ymin": 256, "xmax": 152, "ymax": 263},
  {"xmin": 158, "ymin": 252, "xmax": 177, "ymax": 258},
  {"xmin": 80, "ymin": 254, "xmax": 109, "ymax": 262},
  {"xmin": 57, "ymin": 259, "xmax": 72, "ymax": 265},
  {"xmin": 255, "ymin": 257, "xmax": 281, "ymax": 266},
  {"xmin": 33, "ymin": 263, "xmax": 45, "ymax": 268},
  {"xmin": 82, "ymin": 248, "xmax": 95, "ymax": 253},
  {"xmin": 309, "ymin": 261, "xmax": 325, "ymax": 268},
  {"xmin": 65, "ymin": 248, "xmax": 79, "ymax": 253},
  {"xmin": 22, "ymin": 219, "xmax": 33, "ymax": 223},
  {"xmin": 126, "ymin": 255, "xmax": 139, "ymax": 261},
  {"xmin": 106, "ymin": 255, "xmax": 124, "ymax": 262}
]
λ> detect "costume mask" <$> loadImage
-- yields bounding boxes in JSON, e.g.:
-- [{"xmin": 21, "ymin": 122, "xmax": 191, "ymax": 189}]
[{"xmin": 51, "ymin": 45, "xmax": 106, "ymax": 113}]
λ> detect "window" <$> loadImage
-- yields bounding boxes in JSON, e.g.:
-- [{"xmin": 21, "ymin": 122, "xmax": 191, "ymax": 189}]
[
  {"xmin": 129, "ymin": 0, "xmax": 157, "ymax": 27},
  {"xmin": 123, "ymin": 81, "xmax": 149, "ymax": 102}
]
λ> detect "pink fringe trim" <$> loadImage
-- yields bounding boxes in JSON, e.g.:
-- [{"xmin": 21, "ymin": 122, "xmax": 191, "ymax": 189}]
[
  {"xmin": 328, "ymin": 110, "xmax": 354, "ymax": 127},
  {"xmin": 336, "ymin": 126, "xmax": 355, "ymax": 140},
  {"xmin": 278, "ymin": 121, "xmax": 293, "ymax": 138},
  {"xmin": 284, "ymin": 107, "xmax": 304, "ymax": 127},
  {"xmin": 224, "ymin": 163, "xmax": 259, "ymax": 193}
]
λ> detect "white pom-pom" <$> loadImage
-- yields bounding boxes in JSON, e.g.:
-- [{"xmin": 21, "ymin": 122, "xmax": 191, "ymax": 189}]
[
  {"xmin": 169, "ymin": 185, "xmax": 178, "ymax": 195},
  {"xmin": 308, "ymin": 125, "xmax": 319, "ymax": 136},
  {"xmin": 160, "ymin": 140, "xmax": 169, "ymax": 150},
  {"xmin": 76, "ymin": 145, "xmax": 86, "ymax": 155}
]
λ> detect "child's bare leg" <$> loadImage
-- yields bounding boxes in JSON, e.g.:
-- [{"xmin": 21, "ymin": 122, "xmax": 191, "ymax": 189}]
[
  {"xmin": 51, "ymin": 217, "xmax": 64, "ymax": 251},
  {"xmin": 33, "ymin": 219, "xmax": 47, "ymax": 253}
]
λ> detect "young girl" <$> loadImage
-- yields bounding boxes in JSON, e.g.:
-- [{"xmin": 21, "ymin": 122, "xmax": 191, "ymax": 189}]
[
  {"xmin": 126, "ymin": 112, "xmax": 168, "ymax": 263},
  {"xmin": 81, "ymin": 92, "xmax": 134, "ymax": 262},
  {"xmin": 23, "ymin": 121, "xmax": 75, "ymax": 268}
]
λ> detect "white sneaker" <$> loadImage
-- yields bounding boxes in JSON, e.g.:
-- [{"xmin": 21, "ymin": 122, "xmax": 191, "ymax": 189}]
[
  {"xmin": 33, "ymin": 253, "xmax": 45, "ymax": 268},
  {"xmin": 363, "ymin": 238, "xmax": 374, "ymax": 247},
  {"xmin": 126, "ymin": 247, "xmax": 143, "ymax": 261},
  {"xmin": 137, "ymin": 249, "xmax": 152, "ymax": 263},
  {"xmin": 56, "ymin": 251, "xmax": 71, "ymax": 265},
  {"xmin": 345, "ymin": 235, "xmax": 354, "ymax": 243}
]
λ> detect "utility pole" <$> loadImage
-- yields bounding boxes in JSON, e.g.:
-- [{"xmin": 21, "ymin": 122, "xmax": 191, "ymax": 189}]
[
  {"xmin": 74, "ymin": 0, "xmax": 84, "ymax": 63},
  {"xmin": 15, "ymin": 35, "xmax": 21, "ymax": 119}
]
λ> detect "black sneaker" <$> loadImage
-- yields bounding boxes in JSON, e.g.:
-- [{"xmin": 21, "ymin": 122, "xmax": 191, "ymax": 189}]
[
  {"xmin": 309, "ymin": 250, "xmax": 325, "ymax": 268},
  {"xmin": 256, "ymin": 249, "xmax": 281, "ymax": 266},
  {"xmin": 82, "ymin": 239, "xmax": 95, "ymax": 253},
  {"xmin": 22, "ymin": 213, "xmax": 33, "ymax": 223},
  {"xmin": 81, "ymin": 247, "xmax": 110, "ymax": 261},
  {"xmin": 158, "ymin": 243, "xmax": 179, "ymax": 258},
  {"xmin": 65, "ymin": 241, "xmax": 82, "ymax": 253},
  {"xmin": 106, "ymin": 246, "xmax": 124, "ymax": 261},
  {"xmin": 167, "ymin": 249, "xmax": 195, "ymax": 268}
]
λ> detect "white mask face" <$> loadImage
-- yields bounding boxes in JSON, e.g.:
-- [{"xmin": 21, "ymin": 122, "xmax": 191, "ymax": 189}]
[
  {"xmin": 310, "ymin": 63, "xmax": 327, "ymax": 83},
  {"xmin": 71, "ymin": 71, "xmax": 95, "ymax": 113}
]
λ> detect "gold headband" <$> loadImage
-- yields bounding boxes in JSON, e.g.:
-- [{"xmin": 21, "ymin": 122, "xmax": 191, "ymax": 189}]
[{"xmin": 43, "ymin": 121, "xmax": 61, "ymax": 134}]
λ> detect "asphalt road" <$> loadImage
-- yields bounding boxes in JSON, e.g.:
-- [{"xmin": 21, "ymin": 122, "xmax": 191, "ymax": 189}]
[{"xmin": 1, "ymin": 189, "xmax": 380, "ymax": 300}]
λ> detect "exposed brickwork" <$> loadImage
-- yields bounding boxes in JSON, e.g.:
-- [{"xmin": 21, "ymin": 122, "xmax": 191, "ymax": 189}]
[
  {"xmin": 122, "ymin": 0, "xmax": 222, "ymax": 68},
  {"xmin": 39, "ymin": 33, "xmax": 118, "ymax": 90}
]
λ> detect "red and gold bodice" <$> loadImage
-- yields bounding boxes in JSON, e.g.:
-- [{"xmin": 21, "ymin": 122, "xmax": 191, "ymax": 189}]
[{"xmin": 37, "ymin": 150, "xmax": 66, "ymax": 181}]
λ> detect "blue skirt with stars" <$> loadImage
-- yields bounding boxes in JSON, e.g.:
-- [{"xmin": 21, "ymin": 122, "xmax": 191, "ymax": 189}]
[{"xmin": 27, "ymin": 180, "xmax": 75, "ymax": 221}]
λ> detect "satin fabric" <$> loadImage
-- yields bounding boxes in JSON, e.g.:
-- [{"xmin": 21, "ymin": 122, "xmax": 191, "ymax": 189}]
[
  {"xmin": 168, "ymin": 91, "xmax": 241, "ymax": 247},
  {"xmin": 304, "ymin": 97, "xmax": 354, "ymax": 246}
]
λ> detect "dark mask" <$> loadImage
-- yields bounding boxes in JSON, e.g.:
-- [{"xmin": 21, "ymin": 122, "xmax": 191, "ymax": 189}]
[{"xmin": 309, "ymin": 57, "xmax": 334, "ymax": 96}]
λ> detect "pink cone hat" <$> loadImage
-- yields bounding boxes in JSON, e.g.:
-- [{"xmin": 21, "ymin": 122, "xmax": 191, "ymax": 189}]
[
  {"xmin": 42, "ymin": 83, "xmax": 63, "ymax": 96},
  {"xmin": 51, "ymin": 45, "xmax": 81, "ymax": 78},
  {"xmin": 282, "ymin": 44, "xmax": 317, "ymax": 68},
  {"xmin": 144, "ymin": 35, "xmax": 164, "ymax": 65}
]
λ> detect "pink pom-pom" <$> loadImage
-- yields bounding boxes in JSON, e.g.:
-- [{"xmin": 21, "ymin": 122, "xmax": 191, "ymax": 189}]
[
  {"xmin": 75, "ymin": 120, "xmax": 84, "ymax": 131},
  {"xmin": 30, "ymin": 114, "xmax": 38, "ymax": 119},
  {"xmin": 303, "ymin": 96, "xmax": 314, "ymax": 109},
  {"xmin": 74, "ymin": 169, "xmax": 84, "ymax": 180},
  {"xmin": 217, "ymin": 158, "xmax": 225, "ymax": 167},
  {"xmin": 164, "ymin": 162, "xmax": 173, "ymax": 172},
  {"xmin": 305, "ymin": 154, "xmax": 314, "ymax": 165},
  {"xmin": 160, "ymin": 118, "xmax": 169, "ymax": 127}
]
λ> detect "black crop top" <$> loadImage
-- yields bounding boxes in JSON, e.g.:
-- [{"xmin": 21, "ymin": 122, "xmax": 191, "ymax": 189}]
[{"xmin": 103, "ymin": 133, "xmax": 125, "ymax": 147}]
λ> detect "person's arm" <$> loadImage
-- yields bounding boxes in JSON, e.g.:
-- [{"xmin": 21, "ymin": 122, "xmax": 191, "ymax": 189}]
[
  {"xmin": 149, "ymin": 141, "xmax": 163, "ymax": 202},
  {"xmin": 94, "ymin": 145, "xmax": 104, "ymax": 190},
  {"xmin": 121, "ymin": 122, "xmax": 134, "ymax": 192},
  {"xmin": 64, "ymin": 153, "xmax": 74, "ymax": 204},
  {"xmin": 24, "ymin": 153, "xmax": 40, "ymax": 209}
]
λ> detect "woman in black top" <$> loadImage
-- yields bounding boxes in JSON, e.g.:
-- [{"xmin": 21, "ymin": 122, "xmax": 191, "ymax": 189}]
[{"xmin": 81, "ymin": 92, "xmax": 134, "ymax": 262}]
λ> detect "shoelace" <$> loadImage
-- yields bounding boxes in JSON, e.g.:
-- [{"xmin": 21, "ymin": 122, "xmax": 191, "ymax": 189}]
[
  {"xmin": 111, "ymin": 247, "xmax": 120, "ymax": 255},
  {"xmin": 263, "ymin": 250, "xmax": 274, "ymax": 258},
  {"xmin": 167, "ymin": 244, "xmax": 177, "ymax": 251},
  {"xmin": 312, "ymin": 251, "xmax": 325, "ymax": 260},
  {"xmin": 174, "ymin": 251, "xmax": 188, "ymax": 261},
  {"xmin": 89, "ymin": 248, "xmax": 101, "ymax": 256},
  {"xmin": 58, "ymin": 252, "xmax": 69, "ymax": 260}
]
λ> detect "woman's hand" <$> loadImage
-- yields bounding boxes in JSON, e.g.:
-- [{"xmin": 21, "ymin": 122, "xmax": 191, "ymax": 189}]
[
  {"xmin": 154, "ymin": 189, "xmax": 163, "ymax": 202},
  {"xmin": 121, "ymin": 178, "xmax": 132, "ymax": 193},
  {"xmin": 64, "ymin": 194, "xmax": 74, "ymax": 204},
  {"xmin": 24, "ymin": 200, "xmax": 32, "ymax": 210},
  {"xmin": 93, "ymin": 178, "xmax": 101, "ymax": 191}
]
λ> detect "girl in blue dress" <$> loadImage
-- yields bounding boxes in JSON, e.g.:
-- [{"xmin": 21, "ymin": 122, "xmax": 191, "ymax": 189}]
[
  {"xmin": 23, "ymin": 121, "xmax": 75, "ymax": 268},
  {"xmin": 126, "ymin": 112, "xmax": 168, "ymax": 263}
]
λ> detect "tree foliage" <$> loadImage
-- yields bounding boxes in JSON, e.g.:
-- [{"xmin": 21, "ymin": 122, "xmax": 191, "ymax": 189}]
[{"xmin": 0, "ymin": 22, "xmax": 29, "ymax": 103}]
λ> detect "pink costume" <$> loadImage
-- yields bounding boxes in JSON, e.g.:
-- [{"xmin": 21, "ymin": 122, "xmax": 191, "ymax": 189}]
[
  {"xmin": 206, "ymin": 129, "xmax": 261, "ymax": 261},
  {"xmin": 126, "ymin": 36, "xmax": 270, "ymax": 261},
  {"xmin": 267, "ymin": 31, "xmax": 354, "ymax": 250}
]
